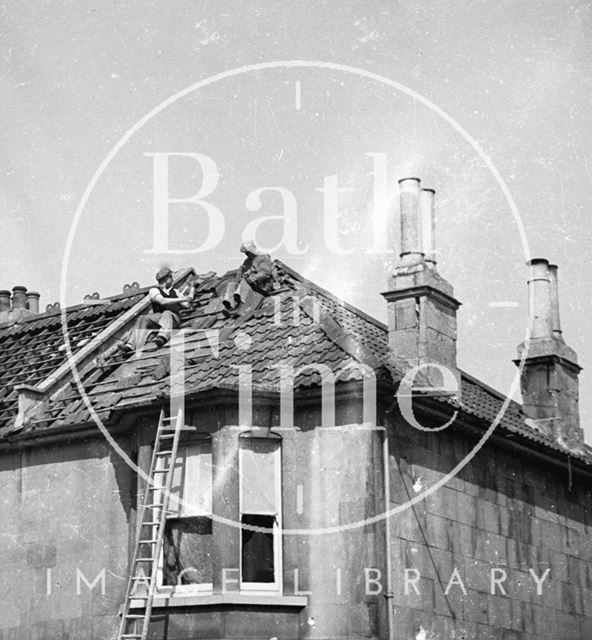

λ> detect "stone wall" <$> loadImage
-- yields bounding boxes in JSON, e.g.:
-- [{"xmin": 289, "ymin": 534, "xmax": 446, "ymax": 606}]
[{"xmin": 387, "ymin": 415, "xmax": 592, "ymax": 640}]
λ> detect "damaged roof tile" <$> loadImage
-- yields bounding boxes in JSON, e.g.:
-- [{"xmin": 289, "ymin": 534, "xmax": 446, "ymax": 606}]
[{"xmin": 0, "ymin": 261, "xmax": 589, "ymax": 467}]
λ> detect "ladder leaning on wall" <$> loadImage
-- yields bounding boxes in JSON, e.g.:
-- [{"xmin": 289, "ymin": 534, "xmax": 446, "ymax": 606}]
[{"xmin": 116, "ymin": 408, "xmax": 184, "ymax": 640}]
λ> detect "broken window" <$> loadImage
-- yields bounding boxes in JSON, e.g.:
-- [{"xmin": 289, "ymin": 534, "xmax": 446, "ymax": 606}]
[
  {"xmin": 239, "ymin": 436, "xmax": 282, "ymax": 591},
  {"xmin": 160, "ymin": 436, "xmax": 213, "ymax": 590}
]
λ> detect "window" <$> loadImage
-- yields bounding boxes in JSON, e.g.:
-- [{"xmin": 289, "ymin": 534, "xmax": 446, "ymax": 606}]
[
  {"xmin": 239, "ymin": 435, "xmax": 282, "ymax": 592},
  {"xmin": 159, "ymin": 436, "xmax": 213, "ymax": 592}
]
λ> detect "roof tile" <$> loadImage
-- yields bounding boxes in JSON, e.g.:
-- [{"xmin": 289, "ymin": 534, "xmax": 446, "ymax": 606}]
[{"xmin": 0, "ymin": 261, "xmax": 588, "ymax": 466}]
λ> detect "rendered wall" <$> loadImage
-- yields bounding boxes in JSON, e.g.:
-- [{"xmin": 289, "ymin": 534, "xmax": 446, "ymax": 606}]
[
  {"xmin": 0, "ymin": 397, "xmax": 386, "ymax": 640},
  {"xmin": 0, "ymin": 435, "xmax": 133, "ymax": 639}
]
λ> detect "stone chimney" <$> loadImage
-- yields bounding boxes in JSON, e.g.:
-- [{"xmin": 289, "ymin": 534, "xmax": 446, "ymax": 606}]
[
  {"xmin": 515, "ymin": 259, "xmax": 583, "ymax": 451},
  {"xmin": 382, "ymin": 178, "xmax": 461, "ymax": 393},
  {"xmin": 0, "ymin": 285, "xmax": 41, "ymax": 328}
]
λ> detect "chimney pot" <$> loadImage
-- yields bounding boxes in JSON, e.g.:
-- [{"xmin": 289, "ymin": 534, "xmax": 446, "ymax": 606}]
[
  {"xmin": 527, "ymin": 258, "xmax": 552, "ymax": 339},
  {"xmin": 26, "ymin": 291, "xmax": 40, "ymax": 314},
  {"xmin": 420, "ymin": 188, "xmax": 436, "ymax": 268},
  {"xmin": 0, "ymin": 290, "xmax": 11, "ymax": 312},
  {"xmin": 398, "ymin": 177, "xmax": 424, "ymax": 265},
  {"xmin": 11, "ymin": 286, "xmax": 28, "ymax": 310},
  {"xmin": 547, "ymin": 264, "xmax": 563, "ymax": 342}
]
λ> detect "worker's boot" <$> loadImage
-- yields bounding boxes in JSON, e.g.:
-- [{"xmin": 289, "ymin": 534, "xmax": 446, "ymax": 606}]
[
  {"xmin": 117, "ymin": 341, "xmax": 133, "ymax": 354},
  {"xmin": 154, "ymin": 335, "xmax": 167, "ymax": 348}
]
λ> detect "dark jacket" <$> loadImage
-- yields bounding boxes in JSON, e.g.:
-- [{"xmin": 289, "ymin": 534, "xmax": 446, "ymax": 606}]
[{"xmin": 235, "ymin": 253, "xmax": 274, "ymax": 294}]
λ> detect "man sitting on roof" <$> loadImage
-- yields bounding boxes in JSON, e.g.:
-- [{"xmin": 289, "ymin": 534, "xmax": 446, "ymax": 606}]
[
  {"xmin": 223, "ymin": 240, "xmax": 274, "ymax": 311},
  {"xmin": 117, "ymin": 267, "xmax": 194, "ymax": 354}
]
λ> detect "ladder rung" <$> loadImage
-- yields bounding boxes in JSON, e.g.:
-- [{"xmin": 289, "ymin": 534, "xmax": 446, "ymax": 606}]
[
  {"xmin": 145, "ymin": 509, "xmax": 174, "ymax": 517},
  {"xmin": 118, "ymin": 410, "xmax": 183, "ymax": 640}
]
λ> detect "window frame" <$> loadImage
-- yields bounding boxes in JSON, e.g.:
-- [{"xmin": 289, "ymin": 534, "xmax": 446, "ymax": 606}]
[
  {"xmin": 238, "ymin": 431, "xmax": 283, "ymax": 594},
  {"xmin": 156, "ymin": 432, "xmax": 214, "ymax": 595}
]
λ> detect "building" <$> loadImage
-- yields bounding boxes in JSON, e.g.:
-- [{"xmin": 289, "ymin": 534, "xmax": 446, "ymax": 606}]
[{"xmin": 0, "ymin": 178, "xmax": 591, "ymax": 640}]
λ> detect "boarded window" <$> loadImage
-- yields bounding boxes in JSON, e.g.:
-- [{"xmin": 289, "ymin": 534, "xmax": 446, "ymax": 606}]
[
  {"xmin": 163, "ymin": 516, "xmax": 213, "ymax": 586},
  {"xmin": 161, "ymin": 439, "xmax": 213, "ymax": 588}
]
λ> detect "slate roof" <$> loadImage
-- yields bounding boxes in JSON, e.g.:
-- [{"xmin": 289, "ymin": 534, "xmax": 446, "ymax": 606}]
[{"xmin": 0, "ymin": 260, "xmax": 589, "ymax": 467}]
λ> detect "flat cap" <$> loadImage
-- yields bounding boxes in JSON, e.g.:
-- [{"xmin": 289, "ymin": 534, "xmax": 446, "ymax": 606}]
[{"xmin": 155, "ymin": 267, "xmax": 173, "ymax": 282}]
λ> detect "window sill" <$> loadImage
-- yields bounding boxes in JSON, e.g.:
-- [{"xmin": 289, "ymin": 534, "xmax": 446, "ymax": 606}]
[{"xmin": 129, "ymin": 593, "xmax": 308, "ymax": 609}]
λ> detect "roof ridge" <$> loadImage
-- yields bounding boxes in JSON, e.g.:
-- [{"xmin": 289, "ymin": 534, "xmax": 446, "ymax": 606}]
[
  {"xmin": 0, "ymin": 268, "xmax": 227, "ymax": 335},
  {"xmin": 274, "ymin": 260, "xmax": 387, "ymax": 332}
]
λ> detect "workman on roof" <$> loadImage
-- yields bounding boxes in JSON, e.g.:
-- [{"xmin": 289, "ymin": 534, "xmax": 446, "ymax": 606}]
[
  {"xmin": 118, "ymin": 267, "xmax": 194, "ymax": 354},
  {"xmin": 223, "ymin": 240, "xmax": 274, "ymax": 311}
]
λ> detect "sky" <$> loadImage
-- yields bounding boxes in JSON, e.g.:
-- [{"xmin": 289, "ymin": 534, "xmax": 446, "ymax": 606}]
[{"xmin": 1, "ymin": 1, "xmax": 592, "ymax": 440}]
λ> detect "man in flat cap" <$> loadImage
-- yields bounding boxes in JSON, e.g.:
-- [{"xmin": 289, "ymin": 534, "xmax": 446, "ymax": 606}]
[
  {"xmin": 118, "ymin": 267, "xmax": 194, "ymax": 354},
  {"xmin": 223, "ymin": 240, "xmax": 274, "ymax": 311}
]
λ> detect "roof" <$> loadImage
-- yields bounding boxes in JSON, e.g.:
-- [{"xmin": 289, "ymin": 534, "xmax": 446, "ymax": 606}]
[{"xmin": 0, "ymin": 260, "xmax": 589, "ymax": 467}]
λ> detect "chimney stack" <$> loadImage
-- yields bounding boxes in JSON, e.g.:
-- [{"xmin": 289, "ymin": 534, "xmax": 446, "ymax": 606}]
[
  {"xmin": 0, "ymin": 286, "xmax": 41, "ymax": 328},
  {"xmin": 382, "ymin": 178, "xmax": 461, "ymax": 393},
  {"xmin": 515, "ymin": 259, "xmax": 583, "ymax": 451}
]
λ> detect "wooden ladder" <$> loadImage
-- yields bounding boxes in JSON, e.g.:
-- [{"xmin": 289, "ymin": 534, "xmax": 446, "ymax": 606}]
[{"xmin": 117, "ymin": 408, "xmax": 184, "ymax": 640}]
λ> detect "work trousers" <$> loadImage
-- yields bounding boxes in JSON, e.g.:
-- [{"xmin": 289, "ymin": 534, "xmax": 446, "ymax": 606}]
[
  {"xmin": 127, "ymin": 311, "xmax": 180, "ymax": 352},
  {"xmin": 223, "ymin": 278, "xmax": 252, "ymax": 309}
]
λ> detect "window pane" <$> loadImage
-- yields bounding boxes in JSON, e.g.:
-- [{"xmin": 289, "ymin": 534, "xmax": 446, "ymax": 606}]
[
  {"xmin": 163, "ymin": 516, "xmax": 213, "ymax": 586},
  {"xmin": 169, "ymin": 441, "xmax": 212, "ymax": 516},
  {"xmin": 241, "ymin": 514, "xmax": 275, "ymax": 583},
  {"xmin": 240, "ymin": 439, "xmax": 278, "ymax": 514}
]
